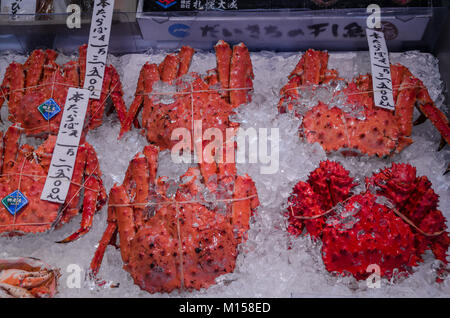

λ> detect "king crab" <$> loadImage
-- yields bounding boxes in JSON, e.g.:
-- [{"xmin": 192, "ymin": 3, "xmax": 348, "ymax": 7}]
[
  {"xmin": 278, "ymin": 49, "xmax": 450, "ymax": 158},
  {"xmin": 0, "ymin": 257, "xmax": 59, "ymax": 298},
  {"xmin": 0, "ymin": 124, "xmax": 107, "ymax": 243},
  {"xmin": 90, "ymin": 143, "xmax": 259, "ymax": 293},
  {"xmin": 0, "ymin": 44, "xmax": 127, "ymax": 137},
  {"xmin": 287, "ymin": 160, "xmax": 449, "ymax": 282},
  {"xmin": 118, "ymin": 40, "xmax": 254, "ymax": 150}
]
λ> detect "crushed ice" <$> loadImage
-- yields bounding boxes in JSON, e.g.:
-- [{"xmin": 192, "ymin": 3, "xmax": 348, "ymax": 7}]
[{"xmin": 0, "ymin": 50, "xmax": 448, "ymax": 297}]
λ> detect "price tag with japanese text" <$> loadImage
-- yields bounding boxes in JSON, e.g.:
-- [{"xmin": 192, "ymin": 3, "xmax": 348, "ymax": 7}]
[
  {"xmin": 41, "ymin": 88, "xmax": 90, "ymax": 204},
  {"xmin": 366, "ymin": 28, "xmax": 395, "ymax": 111},
  {"xmin": 83, "ymin": 0, "xmax": 115, "ymax": 100}
]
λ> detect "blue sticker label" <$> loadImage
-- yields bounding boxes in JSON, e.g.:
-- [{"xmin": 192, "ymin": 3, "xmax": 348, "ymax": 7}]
[
  {"xmin": 2, "ymin": 190, "xmax": 28, "ymax": 216},
  {"xmin": 168, "ymin": 23, "xmax": 190, "ymax": 38},
  {"xmin": 37, "ymin": 98, "xmax": 61, "ymax": 120},
  {"xmin": 156, "ymin": 0, "xmax": 177, "ymax": 9}
]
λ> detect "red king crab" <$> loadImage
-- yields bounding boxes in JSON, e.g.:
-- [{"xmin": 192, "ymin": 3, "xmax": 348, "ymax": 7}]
[
  {"xmin": 119, "ymin": 40, "xmax": 254, "ymax": 149},
  {"xmin": 0, "ymin": 257, "xmax": 60, "ymax": 298},
  {"xmin": 90, "ymin": 143, "xmax": 259, "ymax": 293},
  {"xmin": 0, "ymin": 44, "xmax": 127, "ymax": 136},
  {"xmin": 0, "ymin": 124, "xmax": 107, "ymax": 242},
  {"xmin": 287, "ymin": 160, "xmax": 449, "ymax": 282},
  {"xmin": 278, "ymin": 50, "xmax": 450, "ymax": 158}
]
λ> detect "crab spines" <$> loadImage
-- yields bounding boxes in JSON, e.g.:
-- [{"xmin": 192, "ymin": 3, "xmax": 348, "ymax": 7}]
[
  {"xmin": 159, "ymin": 54, "xmax": 180, "ymax": 83},
  {"xmin": 214, "ymin": 40, "xmax": 232, "ymax": 101},
  {"xmin": 394, "ymin": 74, "xmax": 417, "ymax": 136},
  {"xmin": 307, "ymin": 160, "xmax": 356, "ymax": 210},
  {"xmin": 321, "ymin": 193, "xmax": 418, "ymax": 280},
  {"xmin": 287, "ymin": 160, "xmax": 355, "ymax": 239},
  {"xmin": 229, "ymin": 42, "xmax": 253, "ymax": 107},
  {"xmin": 108, "ymin": 65, "xmax": 128, "ymax": 126}
]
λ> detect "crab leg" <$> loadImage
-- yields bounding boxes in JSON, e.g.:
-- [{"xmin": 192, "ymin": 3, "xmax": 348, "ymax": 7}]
[
  {"xmin": 0, "ymin": 283, "xmax": 34, "ymax": 298},
  {"xmin": 78, "ymin": 44, "xmax": 87, "ymax": 87},
  {"xmin": 229, "ymin": 43, "xmax": 253, "ymax": 107},
  {"xmin": 215, "ymin": 40, "xmax": 232, "ymax": 101},
  {"xmin": 0, "ymin": 62, "xmax": 25, "ymax": 120},
  {"xmin": 1, "ymin": 124, "xmax": 21, "ymax": 174},
  {"xmin": 108, "ymin": 66, "xmax": 128, "ymax": 126},
  {"xmin": 90, "ymin": 221, "xmax": 118, "ymax": 276},
  {"xmin": 177, "ymin": 46, "xmax": 195, "ymax": 78},
  {"xmin": 58, "ymin": 144, "xmax": 106, "ymax": 243},
  {"xmin": 159, "ymin": 54, "xmax": 180, "ymax": 83},
  {"xmin": 0, "ymin": 269, "xmax": 54, "ymax": 289},
  {"xmin": 119, "ymin": 63, "xmax": 160, "ymax": 138},
  {"xmin": 23, "ymin": 49, "xmax": 46, "ymax": 90}
]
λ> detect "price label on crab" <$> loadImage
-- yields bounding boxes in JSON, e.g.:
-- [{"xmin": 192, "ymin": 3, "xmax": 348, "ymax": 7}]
[
  {"xmin": 83, "ymin": 0, "xmax": 115, "ymax": 100},
  {"xmin": 40, "ymin": 88, "xmax": 90, "ymax": 204},
  {"xmin": 366, "ymin": 28, "xmax": 395, "ymax": 111}
]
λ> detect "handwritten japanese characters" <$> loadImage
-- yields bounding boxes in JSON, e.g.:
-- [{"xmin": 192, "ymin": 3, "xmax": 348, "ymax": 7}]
[
  {"xmin": 366, "ymin": 28, "xmax": 395, "ymax": 111},
  {"xmin": 83, "ymin": 0, "xmax": 115, "ymax": 99},
  {"xmin": 2, "ymin": 0, "xmax": 36, "ymax": 21},
  {"xmin": 41, "ymin": 88, "xmax": 90, "ymax": 204}
]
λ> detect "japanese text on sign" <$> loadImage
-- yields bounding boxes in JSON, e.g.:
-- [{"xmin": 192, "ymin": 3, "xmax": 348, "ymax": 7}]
[
  {"xmin": 1, "ymin": 0, "xmax": 36, "ymax": 21},
  {"xmin": 83, "ymin": 0, "xmax": 115, "ymax": 99},
  {"xmin": 366, "ymin": 28, "xmax": 395, "ymax": 111},
  {"xmin": 41, "ymin": 88, "xmax": 90, "ymax": 204}
]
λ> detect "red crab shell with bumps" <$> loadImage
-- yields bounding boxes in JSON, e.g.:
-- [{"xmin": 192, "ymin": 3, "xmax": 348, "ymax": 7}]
[
  {"xmin": 287, "ymin": 160, "xmax": 449, "ymax": 281},
  {"xmin": 0, "ymin": 124, "xmax": 107, "ymax": 243},
  {"xmin": 278, "ymin": 49, "xmax": 450, "ymax": 157},
  {"xmin": 90, "ymin": 143, "xmax": 259, "ymax": 293},
  {"xmin": 0, "ymin": 45, "xmax": 127, "ymax": 137},
  {"xmin": 0, "ymin": 257, "xmax": 60, "ymax": 298},
  {"xmin": 119, "ymin": 40, "xmax": 254, "ymax": 150}
]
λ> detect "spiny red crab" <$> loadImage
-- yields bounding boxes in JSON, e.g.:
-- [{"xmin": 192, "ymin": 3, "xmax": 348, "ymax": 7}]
[
  {"xmin": 0, "ymin": 257, "xmax": 59, "ymax": 298},
  {"xmin": 119, "ymin": 40, "xmax": 253, "ymax": 150},
  {"xmin": 0, "ymin": 124, "xmax": 107, "ymax": 242},
  {"xmin": 278, "ymin": 49, "xmax": 450, "ymax": 157},
  {"xmin": 90, "ymin": 143, "xmax": 259, "ymax": 293},
  {"xmin": 0, "ymin": 44, "xmax": 127, "ymax": 136},
  {"xmin": 287, "ymin": 160, "xmax": 449, "ymax": 281}
]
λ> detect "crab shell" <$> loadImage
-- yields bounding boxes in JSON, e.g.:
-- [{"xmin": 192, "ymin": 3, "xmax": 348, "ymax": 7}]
[
  {"xmin": 287, "ymin": 160, "xmax": 449, "ymax": 281},
  {"xmin": 119, "ymin": 40, "xmax": 254, "ymax": 150},
  {"xmin": 0, "ymin": 45, "xmax": 127, "ymax": 137},
  {"xmin": 0, "ymin": 124, "xmax": 107, "ymax": 243},
  {"xmin": 278, "ymin": 49, "xmax": 450, "ymax": 157},
  {"xmin": 0, "ymin": 257, "xmax": 60, "ymax": 298},
  {"xmin": 90, "ymin": 144, "xmax": 259, "ymax": 293}
]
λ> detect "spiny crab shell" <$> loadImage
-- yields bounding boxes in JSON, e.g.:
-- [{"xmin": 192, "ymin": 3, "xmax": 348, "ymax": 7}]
[
  {"xmin": 0, "ymin": 257, "xmax": 60, "ymax": 298},
  {"xmin": 0, "ymin": 124, "xmax": 107, "ymax": 243},
  {"xmin": 0, "ymin": 44, "xmax": 127, "ymax": 137},
  {"xmin": 287, "ymin": 160, "xmax": 449, "ymax": 281},
  {"xmin": 90, "ymin": 144, "xmax": 259, "ymax": 293},
  {"xmin": 119, "ymin": 40, "xmax": 254, "ymax": 150},
  {"xmin": 278, "ymin": 49, "xmax": 450, "ymax": 157}
]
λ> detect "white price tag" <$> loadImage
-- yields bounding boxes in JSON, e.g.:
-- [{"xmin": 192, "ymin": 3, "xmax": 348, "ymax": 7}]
[
  {"xmin": 41, "ymin": 88, "xmax": 90, "ymax": 204},
  {"xmin": 83, "ymin": 0, "xmax": 115, "ymax": 100},
  {"xmin": 366, "ymin": 28, "xmax": 395, "ymax": 111},
  {"xmin": 1, "ymin": 0, "xmax": 36, "ymax": 21}
]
